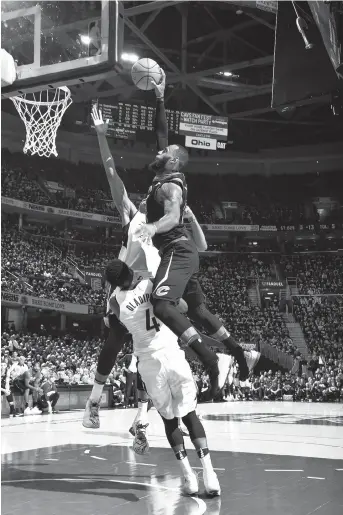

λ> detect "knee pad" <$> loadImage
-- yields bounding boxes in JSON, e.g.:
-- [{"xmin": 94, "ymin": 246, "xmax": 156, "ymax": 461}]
[
  {"xmin": 162, "ymin": 416, "xmax": 183, "ymax": 447},
  {"xmin": 181, "ymin": 410, "xmax": 198, "ymax": 427},
  {"xmin": 181, "ymin": 410, "xmax": 206, "ymax": 440}
]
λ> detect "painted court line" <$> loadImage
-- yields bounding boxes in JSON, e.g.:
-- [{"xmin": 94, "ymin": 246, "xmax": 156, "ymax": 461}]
[
  {"xmin": 307, "ymin": 476, "xmax": 325, "ymax": 480},
  {"xmin": 126, "ymin": 461, "xmax": 157, "ymax": 467},
  {"xmin": 90, "ymin": 455, "xmax": 107, "ymax": 461},
  {"xmin": 193, "ymin": 466, "xmax": 225, "ymax": 471},
  {"xmin": 44, "ymin": 458, "xmax": 59, "ymax": 461},
  {"xmin": 265, "ymin": 469, "xmax": 304, "ymax": 472},
  {"xmin": 335, "ymin": 469, "xmax": 343, "ymax": 471}
]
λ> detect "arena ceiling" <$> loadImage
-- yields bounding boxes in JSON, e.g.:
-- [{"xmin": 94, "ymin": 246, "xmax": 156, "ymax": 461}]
[
  {"xmin": 2, "ymin": 1, "xmax": 343, "ymax": 151},
  {"xmin": 49, "ymin": 0, "xmax": 343, "ymax": 150},
  {"xmin": 50, "ymin": 0, "xmax": 343, "ymax": 152}
]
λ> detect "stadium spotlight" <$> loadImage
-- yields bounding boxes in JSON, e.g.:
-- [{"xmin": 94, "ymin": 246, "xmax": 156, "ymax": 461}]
[
  {"xmin": 80, "ymin": 35, "xmax": 91, "ymax": 45},
  {"xmin": 121, "ymin": 52, "xmax": 139, "ymax": 63}
]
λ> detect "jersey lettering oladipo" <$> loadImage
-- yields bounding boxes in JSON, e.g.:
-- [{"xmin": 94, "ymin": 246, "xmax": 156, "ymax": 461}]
[{"xmin": 115, "ymin": 278, "xmax": 179, "ymax": 358}]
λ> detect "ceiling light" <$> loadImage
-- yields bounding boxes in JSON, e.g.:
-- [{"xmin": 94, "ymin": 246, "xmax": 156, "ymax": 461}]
[
  {"xmin": 223, "ymin": 71, "xmax": 233, "ymax": 77},
  {"xmin": 121, "ymin": 52, "xmax": 139, "ymax": 63},
  {"xmin": 80, "ymin": 35, "xmax": 91, "ymax": 45}
]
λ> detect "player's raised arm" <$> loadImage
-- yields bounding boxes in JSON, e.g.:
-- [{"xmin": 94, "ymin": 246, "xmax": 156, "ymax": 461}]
[
  {"xmin": 92, "ymin": 105, "xmax": 137, "ymax": 227},
  {"xmin": 151, "ymin": 69, "xmax": 168, "ymax": 151},
  {"xmin": 134, "ymin": 182, "xmax": 182, "ymax": 241},
  {"xmin": 184, "ymin": 206, "xmax": 208, "ymax": 252}
]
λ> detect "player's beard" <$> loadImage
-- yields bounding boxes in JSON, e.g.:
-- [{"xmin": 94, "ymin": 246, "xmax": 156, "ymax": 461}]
[{"xmin": 148, "ymin": 154, "xmax": 169, "ymax": 173}]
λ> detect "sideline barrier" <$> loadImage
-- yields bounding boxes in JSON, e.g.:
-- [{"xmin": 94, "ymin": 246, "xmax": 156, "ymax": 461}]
[{"xmin": 1, "ymin": 384, "xmax": 113, "ymax": 416}]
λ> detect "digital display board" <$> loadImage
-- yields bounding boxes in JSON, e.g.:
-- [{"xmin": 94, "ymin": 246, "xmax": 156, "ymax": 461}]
[
  {"xmin": 179, "ymin": 112, "xmax": 228, "ymax": 141},
  {"xmin": 93, "ymin": 101, "xmax": 180, "ymax": 140}
]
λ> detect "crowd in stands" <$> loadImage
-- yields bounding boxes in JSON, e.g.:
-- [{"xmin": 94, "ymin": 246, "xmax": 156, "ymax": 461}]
[
  {"xmin": 282, "ymin": 254, "xmax": 343, "ymax": 294},
  {"xmin": 2, "ymin": 326, "xmax": 342, "ymax": 408},
  {"xmin": 199, "ymin": 256, "xmax": 298, "ymax": 358},
  {"xmin": 2, "ymin": 165, "xmax": 51, "ymax": 205},
  {"xmin": 226, "ymin": 369, "xmax": 342, "ymax": 403},
  {"xmin": 24, "ymin": 223, "xmax": 120, "ymax": 247},
  {"xmin": 2, "ymin": 240, "xmax": 342, "ymax": 406},
  {"xmin": 1, "ymin": 224, "xmax": 105, "ymax": 305},
  {"xmin": 2, "ymin": 150, "xmax": 343, "ymax": 409},
  {"xmin": 3, "ymin": 150, "xmax": 343, "ymax": 226}
]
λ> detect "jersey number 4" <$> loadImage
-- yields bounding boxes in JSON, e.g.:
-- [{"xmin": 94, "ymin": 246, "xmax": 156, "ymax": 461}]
[{"xmin": 145, "ymin": 309, "xmax": 160, "ymax": 332}]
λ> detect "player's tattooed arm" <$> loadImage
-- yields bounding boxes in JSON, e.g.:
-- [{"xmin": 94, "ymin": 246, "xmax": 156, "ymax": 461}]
[
  {"xmin": 92, "ymin": 105, "xmax": 137, "ymax": 226},
  {"xmin": 154, "ymin": 182, "xmax": 182, "ymax": 233},
  {"xmin": 134, "ymin": 182, "xmax": 182, "ymax": 240}
]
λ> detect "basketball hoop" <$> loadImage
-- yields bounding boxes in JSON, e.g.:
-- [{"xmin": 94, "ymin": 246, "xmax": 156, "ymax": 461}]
[{"xmin": 10, "ymin": 87, "xmax": 72, "ymax": 158}]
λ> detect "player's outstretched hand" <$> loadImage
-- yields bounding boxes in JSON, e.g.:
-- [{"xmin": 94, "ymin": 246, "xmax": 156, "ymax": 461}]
[
  {"xmin": 134, "ymin": 223, "xmax": 157, "ymax": 242},
  {"xmin": 150, "ymin": 68, "xmax": 166, "ymax": 99},
  {"xmin": 91, "ymin": 104, "xmax": 109, "ymax": 136}
]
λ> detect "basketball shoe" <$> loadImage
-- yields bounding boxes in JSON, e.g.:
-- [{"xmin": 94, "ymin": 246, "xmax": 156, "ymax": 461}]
[
  {"xmin": 203, "ymin": 469, "xmax": 221, "ymax": 497},
  {"xmin": 182, "ymin": 471, "xmax": 199, "ymax": 496},
  {"xmin": 31, "ymin": 406, "xmax": 42, "ymax": 415},
  {"xmin": 132, "ymin": 422, "xmax": 149, "ymax": 455},
  {"xmin": 83, "ymin": 398, "xmax": 100, "ymax": 428}
]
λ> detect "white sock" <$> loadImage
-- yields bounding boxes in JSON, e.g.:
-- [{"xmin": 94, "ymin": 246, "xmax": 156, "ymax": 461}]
[
  {"xmin": 179, "ymin": 456, "xmax": 194, "ymax": 478},
  {"xmin": 134, "ymin": 401, "xmax": 148, "ymax": 425},
  {"xmin": 90, "ymin": 382, "xmax": 104, "ymax": 403},
  {"xmin": 200, "ymin": 453, "xmax": 215, "ymax": 474}
]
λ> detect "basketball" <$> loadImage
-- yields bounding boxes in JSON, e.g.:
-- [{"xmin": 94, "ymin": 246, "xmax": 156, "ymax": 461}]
[{"xmin": 131, "ymin": 58, "xmax": 162, "ymax": 91}]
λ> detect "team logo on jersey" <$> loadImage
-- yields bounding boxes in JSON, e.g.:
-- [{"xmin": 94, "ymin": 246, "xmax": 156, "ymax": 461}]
[{"xmin": 155, "ymin": 286, "xmax": 170, "ymax": 297}]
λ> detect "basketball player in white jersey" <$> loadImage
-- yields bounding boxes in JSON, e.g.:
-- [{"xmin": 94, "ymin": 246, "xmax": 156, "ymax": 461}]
[
  {"xmin": 103, "ymin": 257, "xmax": 221, "ymax": 497},
  {"xmin": 83, "ymin": 104, "xmax": 232, "ymax": 431}
]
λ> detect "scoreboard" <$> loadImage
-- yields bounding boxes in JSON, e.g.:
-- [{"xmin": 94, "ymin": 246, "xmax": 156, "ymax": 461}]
[
  {"xmin": 91, "ymin": 101, "xmax": 229, "ymax": 150},
  {"xmin": 93, "ymin": 101, "xmax": 180, "ymax": 140}
]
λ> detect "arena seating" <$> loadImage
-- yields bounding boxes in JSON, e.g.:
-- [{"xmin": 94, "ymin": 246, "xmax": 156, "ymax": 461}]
[
  {"xmin": 281, "ymin": 254, "xmax": 343, "ymax": 294},
  {"xmin": 1, "ymin": 152, "xmax": 343, "ymax": 405},
  {"xmin": 1, "ymin": 224, "xmax": 105, "ymax": 305},
  {"xmin": 200, "ymin": 257, "xmax": 298, "ymax": 357},
  {"xmin": 4, "ymin": 151, "xmax": 343, "ymax": 226}
]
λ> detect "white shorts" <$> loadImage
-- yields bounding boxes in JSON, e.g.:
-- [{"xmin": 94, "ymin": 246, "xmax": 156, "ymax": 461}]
[{"xmin": 137, "ymin": 349, "xmax": 197, "ymax": 420}]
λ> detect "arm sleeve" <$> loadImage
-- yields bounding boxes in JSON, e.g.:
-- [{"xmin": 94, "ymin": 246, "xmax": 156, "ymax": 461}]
[{"xmin": 155, "ymin": 99, "xmax": 168, "ymax": 151}]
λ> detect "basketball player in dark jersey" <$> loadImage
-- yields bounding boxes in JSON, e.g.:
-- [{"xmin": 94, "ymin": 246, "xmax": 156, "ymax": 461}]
[
  {"xmin": 135, "ymin": 72, "xmax": 260, "ymax": 381},
  {"xmin": 13, "ymin": 363, "xmax": 43, "ymax": 415},
  {"xmin": 1, "ymin": 363, "xmax": 16, "ymax": 417}
]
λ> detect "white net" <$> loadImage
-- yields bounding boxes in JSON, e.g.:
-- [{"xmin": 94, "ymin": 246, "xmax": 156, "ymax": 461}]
[{"xmin": 10, "ymin": 87, "xmax": 73, "ymax": 158}]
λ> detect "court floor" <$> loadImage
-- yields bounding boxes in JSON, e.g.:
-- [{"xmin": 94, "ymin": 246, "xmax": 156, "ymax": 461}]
[{"xmin": 2, "ymin": 401, "xmax": 343, "ymax": 515}]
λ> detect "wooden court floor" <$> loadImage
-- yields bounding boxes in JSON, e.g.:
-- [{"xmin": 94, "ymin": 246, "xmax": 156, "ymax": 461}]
[{"xmin": 2, "ymin": 401, "xmax": 343, "ymax": 515}]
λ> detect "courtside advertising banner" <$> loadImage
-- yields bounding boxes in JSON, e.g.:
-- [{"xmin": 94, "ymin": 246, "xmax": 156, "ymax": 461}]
[
  {"xmin": 1, "ymin": 291, "xmax": 90, "ymax": 314},
  {"xmin": 204, "ymin": 224, "xmax": 259, "ymax": 232},
  {"xmin": 1, "ymin": 197, "xmax": 121, "ymax": 224}
]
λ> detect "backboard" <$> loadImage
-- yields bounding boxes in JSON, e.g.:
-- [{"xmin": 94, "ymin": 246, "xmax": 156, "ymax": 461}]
[{"xmin": 1, "ymin": 1, "xmax": 123, "ymax": 98}]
